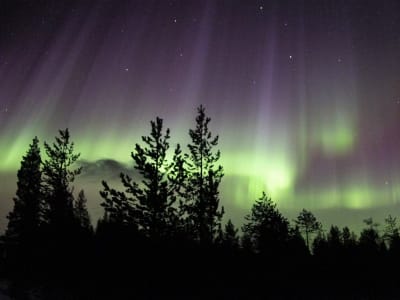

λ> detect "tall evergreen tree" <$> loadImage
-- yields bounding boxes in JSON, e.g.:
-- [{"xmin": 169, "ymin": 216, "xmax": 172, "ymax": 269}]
[
  {"xmin": 5, "ymin": 137, "xmax": 42, "ymax": 245},
  {"xmin": 42, "ymin": 129, "xmax": 82, "ymax": 233},
  {"xmin": 242, "ymin": 192, "xmax": 290, "ymax": 254},
  {"xmin": 101, "ymin": 117, "xmax": 184, "ymax": 240},
  {"xmin": 183, "ymin": 105, "xmax": 224, "ymax": 245},
  {"xmin": 133, "ymin": 117, "xmax": 183, "ymax": 239},
  {"xmin": 295, "ymin": 209, "xmax": 322, "ymax": 251}
]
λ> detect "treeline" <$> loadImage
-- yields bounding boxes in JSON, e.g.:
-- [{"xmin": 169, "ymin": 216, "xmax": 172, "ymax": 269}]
[{"xmin": 2, "ymin": 106, "xmax": 400, "ymax": 299}]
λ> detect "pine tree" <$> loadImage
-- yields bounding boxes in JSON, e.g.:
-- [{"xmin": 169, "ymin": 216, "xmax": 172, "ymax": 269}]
[
  {"xmin": 100, "ymin": 177, "xmax": 139, "ymax": 227},
  {"xmin": 5, "ymin": 137, "xmax": 42, "ymax": 245},
  {"xmin": 342, "ymin": 226, "xmax": 357, "ymax": 248},
  {"xmin": 242, "ymin": 192, "xmax": 290, "ymax": 254},
  {"xmin": 100, "ymin": 118, "xmax": 184, "ymax": 240},
  {"xmin": 183, "ymin": 105, "xmax": 224, "ymax": 245},
  {"xmin": 359, "ymin": 217, "xmax": 381, "ymax": 254},
  {"xmin": 133, "ymin": 117, "xmax": 182, "ymax": 239},
  {"xmin": 42, "ymin": 129, "xmax": 82, "ymax": 234},
  {"xmin": 74, "ymin": 190, "xmax": 93, "ymax": 233},
  {"xmin": 220, "ymin": 219, "xmax": 239, "ymax": 250},
  {"xmin": 295, "ymin": 209, "xmax": 322, "ymax": 251},
  {"xmin": 383, "ymin": 215, "xmax": 400, "ymax": 251},
  {"xmin": 312, "ymin": 231, "xmax": 327, "ymax": 256}
]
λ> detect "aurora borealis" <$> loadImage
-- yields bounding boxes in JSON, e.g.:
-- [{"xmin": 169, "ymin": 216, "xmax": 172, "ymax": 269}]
[{"xmin": 1, "ymin": 0, "xmax": 400, "ymax": 231}]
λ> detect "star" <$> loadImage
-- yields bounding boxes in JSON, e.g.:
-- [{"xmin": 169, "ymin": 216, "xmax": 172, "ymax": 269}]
[
  {"xmin": 259, "ymin": 6, "xmax": 264, "ymax": 11},
  {"xmin": 124, "ymin": 68, "xmax": 129, "ymax": 71},
  {"xmin": 337, "ymin": 57, "xmax": 342, "ymax": 63},
  {"xmin": 289, "ymin": 55, "xmax": 293, "ymax": 60},
  {"xmin": 173, "ymin": 18, "xmax": 177, "ymax": 23}
]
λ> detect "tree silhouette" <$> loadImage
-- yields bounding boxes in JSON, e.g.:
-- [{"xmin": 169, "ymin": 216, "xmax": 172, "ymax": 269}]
[
  {"xmin": 312, "ymin": 231, "xmax": 327, "ymax": 257},
  {"xmin": 100, "ymin": 178, "xmax": 138, "ymax": 227},
  {"xmin": 242, "ymin": 192, "xmax": 290, "ymax": 255},
  {"xmin": 295, "ymin": 209, "xmax": 322, "ymax": 251},
  {"xmin": 359, "ymin": 217, "xmax": 381, "ymax": 255},
  {"xmin": 342, "ymin": 226, "xmax": 357, "ymax": 248},
  {"xmin": 219, "ymin": 219, "xmax": 239, "ymax": 251},
  {"xmin": 5, "ymin": 137, "xmax": 43, "ymax": 245},
  {"xmin": 42, "ymin": 129, "xmax": 82, "ymax": 234},
  {"xmin": 101, "ymin": 117, "xmax": 184, "ymax": 240},
  {"xmin": 383, "ymin": 215, "xmax": 400, "ymax": 251},
  {"xmin": 4, "ymin": 137, "xmax": 43, "ymax": 279},
  {"xmin": 183, "ymin": 105, "xmax": 224, "ymax": 246},
  {"xmin": 74, "ymin": 190, "xmax": 93, "ymax": 234}
]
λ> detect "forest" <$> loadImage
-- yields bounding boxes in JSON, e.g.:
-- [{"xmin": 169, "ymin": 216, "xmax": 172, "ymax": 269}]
[{"xmin": 2, "ymin": 106, "xmax": 400, "ymax": 299}]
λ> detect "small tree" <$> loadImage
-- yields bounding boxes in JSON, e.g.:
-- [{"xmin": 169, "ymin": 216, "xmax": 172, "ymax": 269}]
[
  {"xmin": 183, "ymin": 105, "xmax": 224, "ymax": 245},
  {"xmin": 359, "ymin": 217, "xmax": 381, "ymax": 255},
  {"xmin": 342, "ymin": 226, "xmax": 357, "ymax": 248},
  {"xmin": 242, "ymin": 192, "xmax": 290, "ymax": 255},
  {"xmin": 295, "ymin": 209, "xmax": 322, "ymax": 251},
  {"xmin": 220, "ymin": 219, "xmax": 239, "ymax": 250},
  {"xmin": 5, "ymin": 137, "xmax": 43, "ymax": 245},
  {"xmin": 312, "ymin": 231, "xmax": 327, "ymax": 257},
  {"xmin": 74, "ymin": 190, "xmax": 93, "ymax": 233},
  {"xmin": 383, "ymin": 215, "xmax": 400, "ymax": 251}
]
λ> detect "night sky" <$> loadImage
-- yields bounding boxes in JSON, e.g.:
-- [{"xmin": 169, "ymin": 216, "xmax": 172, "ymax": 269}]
[{"xmin": 1, "ymin": 0, "xmax": 400, "ymax": 232}]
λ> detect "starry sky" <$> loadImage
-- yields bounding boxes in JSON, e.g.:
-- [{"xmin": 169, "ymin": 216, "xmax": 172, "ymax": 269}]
[{"xmin": 1, "ymin": 0, "xmax": 400, "ymax": 232}]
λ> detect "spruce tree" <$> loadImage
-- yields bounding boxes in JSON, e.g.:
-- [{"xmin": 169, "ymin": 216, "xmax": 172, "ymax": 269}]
[
  {"xmin": 42, "ymin": 129, "xmax": 82, "ymax": 234},
  {"xmin": 183, "ymin": 105, "xmax": 224, "ymax": 245},
  {"xmin": 5, "ymin": 137, "xmax": 42, "ymax": 245},
  {"xmin": 74, "ymin": 190, "xmax": 93, "ymax": 234},
  {"xmin": 220, "ymin": 219, "xmax": 239, "ymax": 250}
]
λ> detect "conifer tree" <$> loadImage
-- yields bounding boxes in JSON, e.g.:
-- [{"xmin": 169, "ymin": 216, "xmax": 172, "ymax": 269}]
[
  {"xmin": 342, "ymin": 226, "xmax": 357, "ymax": 248},
  {"xmin": 383, "ymin": 215, "xmax": 400, "ymax": 251},
  {"xmin": 359, "ymin": 217, "xmax": 381, "ymax": 254},
  {"xmin": 74, "ymin": 190, "xmax": 93, "ymax": 233},
  {"xmin": 101, "ymin": 118, "xmax": 184, "ymax": 240},
  {"xmin": 133, "ymin": 117, "xmax": 182, "ymax": 239},
  {"xmin": 100, "ymin": 177, "xmax": 139, "ymax": 227},
  {"xmin": 242, "ymin": 192, "xmax": 290, "ymax": 254},
  {"xmin": 295, "ymin": 209, "xmax": 322, "ymax": 251},
  {"xmin": 5, "ymin": 137, "xmax": 42, "ymax": 245},
  {"xmin": 42, "ymin": 129, "xmax": 82, "ymax": 233},
  {"xmin": 220, "ymin": 219, "xmax": 239, "ymax": 250},
  {"xmin": 183, "ymin": 105, "xmax": 224, "ymax": 245}
]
